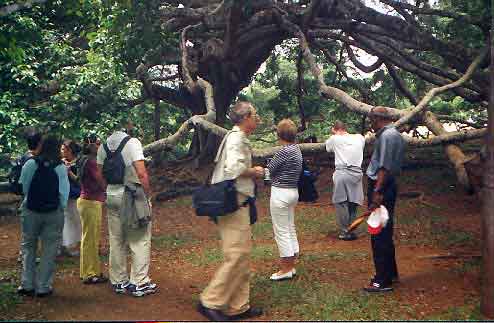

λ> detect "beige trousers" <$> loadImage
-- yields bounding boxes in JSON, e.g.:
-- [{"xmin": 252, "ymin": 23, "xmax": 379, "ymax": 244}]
[
  {"xmin": 106, "ymin": 191, "xmax": 152, "ymax": 286},
  {"xmin": 200, "ymin": 197, "xmax": 252, "ymax": 316}
]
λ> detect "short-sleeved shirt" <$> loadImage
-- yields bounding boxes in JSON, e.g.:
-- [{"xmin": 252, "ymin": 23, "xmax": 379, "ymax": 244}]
[
  {"xmin": 97, "ymin": 131, "xmax": 144, "ymax": 196},
  {"xmin": 80, "ymin": 158, "xmax": 106, "ymax": 202},
  {"xmin": 366, "ymin": 124, "xmax": 405, "ymax": 180},
  {"xmin": 325, "ymin": 134, "xmax": 365, "ymax": 168}
]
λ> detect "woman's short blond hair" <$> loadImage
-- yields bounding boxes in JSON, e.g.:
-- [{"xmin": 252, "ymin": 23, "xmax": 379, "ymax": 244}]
[{"xmin": 276, "ymin": 119, "xmax": 298, "ymax": 143}]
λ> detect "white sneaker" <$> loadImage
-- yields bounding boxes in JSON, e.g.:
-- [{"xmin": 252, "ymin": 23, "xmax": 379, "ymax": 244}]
[{"xmin": 270, "ymin": 270, "xmax": 294, "ymax": 281}]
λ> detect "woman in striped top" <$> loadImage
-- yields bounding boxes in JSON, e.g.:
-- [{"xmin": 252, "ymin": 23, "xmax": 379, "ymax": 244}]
[{"xmin": 267, "ymin": 119, "xmax": 303, "ymax": 281}]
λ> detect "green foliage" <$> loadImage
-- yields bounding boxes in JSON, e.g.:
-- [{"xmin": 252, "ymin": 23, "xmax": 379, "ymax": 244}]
[
  {"xmin": 0, "ymin": 283, "xmax": 22, "ymax": 314},
  {"xmin": 0, "ymin": 0, "xmax": 180, "ymax": 158}
]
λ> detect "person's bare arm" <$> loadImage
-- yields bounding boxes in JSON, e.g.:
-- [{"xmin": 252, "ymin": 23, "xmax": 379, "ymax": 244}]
[{"xmin": 133, "ymin": 160, "xmax": 151, "ymax": 197}]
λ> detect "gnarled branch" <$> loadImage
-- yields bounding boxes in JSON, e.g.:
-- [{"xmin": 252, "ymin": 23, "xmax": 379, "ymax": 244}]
[{"xmin": 394, "ymin": 48, "xmax": 488, "ymax": 129}]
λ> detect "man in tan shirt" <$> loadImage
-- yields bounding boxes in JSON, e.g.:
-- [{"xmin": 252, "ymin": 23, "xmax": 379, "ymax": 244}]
[{"xmin": 198, "ymin": 101, "xmax": 264, "ymax": 321}]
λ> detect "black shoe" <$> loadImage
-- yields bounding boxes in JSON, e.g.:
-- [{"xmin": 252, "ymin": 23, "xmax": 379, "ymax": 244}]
[
  {"xmin": 83, "ymin": 275, "xmax": 108, "ymax": 285},
  {"xmin": 36, "ymin": 289, "xmax": 53, "ymax": 298},
  {"xmin": 228, "ymin": 307, "xmax": 264, "ymax": 320},
  {"xmin": 17, "ymin": 286, "xmax": 35, "ymax": 297},
  {"xmin": 197, "ymin": 302, "xmax": 229, "ymax": 321},
  {"xmin": 363, "ymin": 282, "xmax": 393, "ymax": 293},
  {"xmin": 338, "ymin": 232, "xmax": 357, "ymax": 241},
  {"xmin": 391, "ymin": 276, "xmax": 400, "ymax": 284}
]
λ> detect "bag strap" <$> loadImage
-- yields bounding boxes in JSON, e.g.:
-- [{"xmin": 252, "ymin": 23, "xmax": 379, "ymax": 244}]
[
  {"xmin": 205, "ymin": 131, "xmax": 233, "ymax": 185},
  {"xmin": 104, "ymin": 136, "xmax": 131, "ymax": 158}
]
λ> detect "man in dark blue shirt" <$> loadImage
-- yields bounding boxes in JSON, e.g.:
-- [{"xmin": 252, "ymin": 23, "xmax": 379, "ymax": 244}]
[{"xmin": 364, "ymin": 106, "xmax": 405, "ymax": 293}]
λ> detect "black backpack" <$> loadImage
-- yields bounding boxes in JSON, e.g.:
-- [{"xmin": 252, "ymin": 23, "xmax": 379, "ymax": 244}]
[
  {"xmin": 8, "ymin": 153, "xmax": 33, "ymax": 195},
  {"xmin": 102, "ymin": 136, "xmax": 131, "ymax": 185},
  {"xmin": 27, "ymin": 158, "xmax": 60, "ymax": 213},
  {"xmin": 298, "ymin": 162, "xmax": 319, "ymax": 202}
]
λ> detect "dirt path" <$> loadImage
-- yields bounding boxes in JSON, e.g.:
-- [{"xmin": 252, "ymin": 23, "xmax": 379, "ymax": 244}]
[{"xmin": 0, "ymin": 164, "xmax": 483, "ymax": 320}]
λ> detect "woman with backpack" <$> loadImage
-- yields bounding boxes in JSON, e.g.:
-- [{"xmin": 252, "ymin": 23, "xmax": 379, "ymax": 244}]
[
  {"xmin": 266, "ymin": 119, "xmax": 303, "ymax": 281},
  {"xmin": 61, "ymin": 140, "xmax": 82, "ymax": 257},
  {"xmin": 76, "ymin": 134, "xmax": 108, "ymax": 284},
  {"xmin": 17, "ymin": 135, "xmax": 69, "ymax": 297}
]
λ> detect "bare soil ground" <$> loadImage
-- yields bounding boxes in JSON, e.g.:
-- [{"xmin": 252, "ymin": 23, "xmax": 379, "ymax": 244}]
[{"xmin": 0, "ymin": 157, "xmax": 484, "ymax": 321}]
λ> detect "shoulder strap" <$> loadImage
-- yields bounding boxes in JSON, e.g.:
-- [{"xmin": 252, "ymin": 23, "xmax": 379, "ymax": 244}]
[
  {"xmin": 115, "ymin": 136, "xmax": 131, "ymax": 155},
  {"xmin": 214, "ymin": 131, "xmax": 233, "ymax": 163},
  {"xmin": 104, "ymin": 136, "xmax": 131, "ymax": 158},
  {"xmin": 103, "ymin": 143, "xmax": 112, "ymax": 157}
]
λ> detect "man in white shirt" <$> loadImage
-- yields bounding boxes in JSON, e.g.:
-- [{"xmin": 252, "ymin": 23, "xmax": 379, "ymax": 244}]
[
  {"xmin": 96, "ymin": 125, "xmax": 156, "ymax": 297},
  {"xmin": 325, "ymin": 120, "xmax": 365, "ymax": 241}
]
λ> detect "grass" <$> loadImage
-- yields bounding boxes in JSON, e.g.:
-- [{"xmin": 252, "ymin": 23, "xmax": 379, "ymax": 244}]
[
  {"xmin": 297, "ymin": 215, "xmax": 333, "ymax": 235},
  {"xmin": 152, "ymin": 233, "xmax": 197, "ymax": 249},
  {"xmin": 451, "ymin": 257, "xmax": 481, "ymax": 274},
  {"xmin": 0, "ymin": 283, "xmax": 22, "ymax": 314},
  {"xmin": 251, "ymin": 272, "xmax": 408, "ymax": 320},
  {"xmin": 185, "ymin": 247, "xmax": 223, "ymax": 266},
  {"xmin": 425, "ymin": 303, "xmax": 482, "ymax": 320},
  {"xmin": 0, "ymin": 269, "xmax": 19, "ymax": 283},
  {"xmin": 0, "ymin": 269, "xmax": 21, "ymax": 314},
  {"xmin": 252, "ymin": 221, "xmax": 273, "ymax": 239},
  {"xmin": 56, "ymin": 257, "xmax": 79, "ymax": 270},
  {"xmin": 302, "ymin": 250, "xmax": 369, "ymax": 262},
  {"xmin": 162, "ymin": 196, "xmax": 193, "ymax": 207},
  {"xmin": 438, "ymin": 229, "xmax": 477, "ymax": 248},
  {"xmin": 251, "ymin": 244, "xmax": 276, "ymax": 260}
]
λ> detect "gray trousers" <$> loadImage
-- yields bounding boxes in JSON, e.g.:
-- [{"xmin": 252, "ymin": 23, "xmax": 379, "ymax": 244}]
[
  {"xmin": 334, "ymin": 201, "xmax": 358, "ymax": 233},
  {"xmin": 20, "ymin": 207, "xmax": 64, "ymax": 293},
  {"xmin": 106, "ymin": 190, "xmax": 152, "ymax": 286}
]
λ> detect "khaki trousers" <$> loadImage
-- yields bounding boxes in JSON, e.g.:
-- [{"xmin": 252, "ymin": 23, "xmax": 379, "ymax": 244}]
[
  {"xmin": 200, "ymin": 199, "xmax": 252, "ymax": 316},
  {"xmin": 77, "ymin": 198, "xmax": 103, "ymax": 279},
  {"xmin": 106, "ymin": 192, "xmax": 152, "ymax": 286}
]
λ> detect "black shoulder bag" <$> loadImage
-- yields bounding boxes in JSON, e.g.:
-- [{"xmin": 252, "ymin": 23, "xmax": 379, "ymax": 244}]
[{"xmin": 192, "ymin": 131, "xmax": 239, "ymax": 218}]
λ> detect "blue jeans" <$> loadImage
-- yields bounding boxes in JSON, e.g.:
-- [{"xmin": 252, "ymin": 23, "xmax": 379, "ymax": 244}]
[{"xmin": 20, "ymin": 207, "xmax": 64, "ymax": 293}]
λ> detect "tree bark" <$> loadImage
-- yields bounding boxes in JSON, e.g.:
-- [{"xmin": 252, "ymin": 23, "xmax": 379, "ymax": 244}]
[
  {"xmin": 422, "ymin": 112, "xmax": 473, "ymax": 190},
  {"xmin": 480, "ymin": 23, "xmax": 494, "ymax": 318},
  {"xmin": 154, "ymin": 100, "xmax": 161, "ymax": 141}
]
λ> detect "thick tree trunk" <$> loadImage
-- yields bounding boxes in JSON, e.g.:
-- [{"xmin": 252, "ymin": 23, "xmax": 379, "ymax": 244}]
[{"xmin": 480, "ymin": 26, "xmax": 494, "ymax": 318}]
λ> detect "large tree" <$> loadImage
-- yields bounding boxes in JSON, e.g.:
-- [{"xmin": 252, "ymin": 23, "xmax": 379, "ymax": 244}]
[{"xmin": 132, "ymin": 0, "xmax": 490, "ymax": 190}]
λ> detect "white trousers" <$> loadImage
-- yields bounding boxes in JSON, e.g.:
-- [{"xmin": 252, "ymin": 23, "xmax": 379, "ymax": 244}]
[
  {"xmin": 270, "ymin": 186, "xmax": 299, "ymax": 258},
  {"xmin": 62, "ymin": 198, "xmax": 81, "ymax": 247}
]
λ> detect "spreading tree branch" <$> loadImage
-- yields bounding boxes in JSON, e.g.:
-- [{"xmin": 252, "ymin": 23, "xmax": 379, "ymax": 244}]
[
  {"xmin": 143, "ymin": 77, "xmax": 219, "ymax": 156},
  {"xmin": 180, "ymin": 24, "xmax": 201, "ymax": 93},
  {"xmin": 385, "ymin": 63, "xmax": 419, "ymax": 105},
  {"xmin": 394, "ymin": 48, "xmax": 488, "ymax": 128},
  {"xmin": 345, "ymin": 45, "xmax": 383, "ymax": 73}
]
